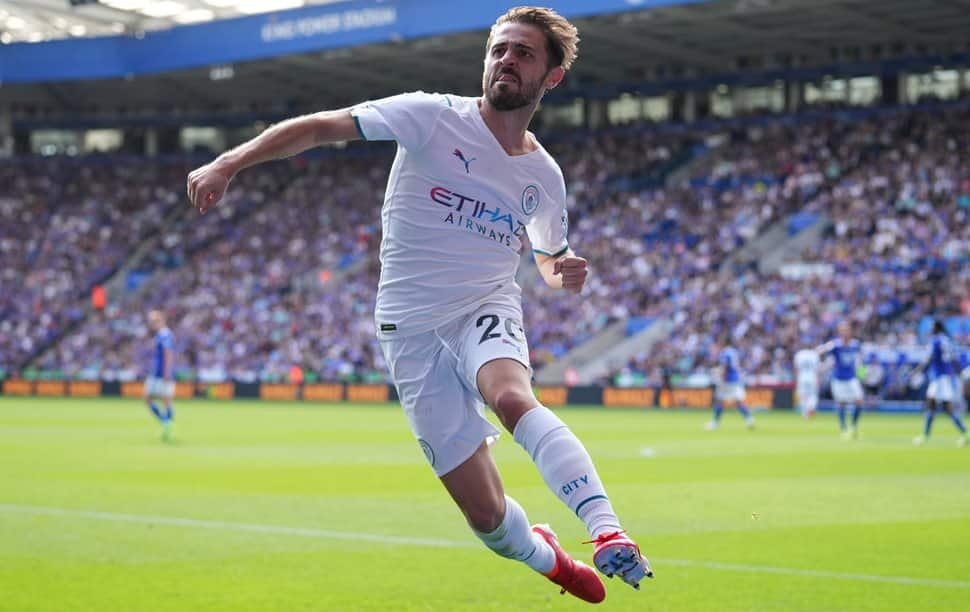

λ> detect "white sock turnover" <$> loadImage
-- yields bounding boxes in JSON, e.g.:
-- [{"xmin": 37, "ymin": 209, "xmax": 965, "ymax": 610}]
[{"xmin": 473, "ymin": 495, "xmax": 556, "ymax": 574}]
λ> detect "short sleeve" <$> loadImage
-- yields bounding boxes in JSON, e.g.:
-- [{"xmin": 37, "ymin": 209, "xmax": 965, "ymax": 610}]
[
  {"xmin": 527, "ymin": 177, "xmax": 569, "ymax": 257},
  {"xmin": 350, "ymin": 91, "xmax": 448, "ymax": 151}
]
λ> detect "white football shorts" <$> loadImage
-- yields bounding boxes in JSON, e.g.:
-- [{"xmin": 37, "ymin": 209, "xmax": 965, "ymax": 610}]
[
  {"xmin": 380, "ymin": 303, "xmax": 530, "ymax": 477},
  {"xmin": 144, "ymin": 376, "xmax": 175, "ymax": 398},
  {"xmin": 830, "ymin": 378, "xmax": 863, "ymax": 404},
  {"xmin": 927, "ymin": 375, "xmax": 959, "ymax": 403},
  {"xmin": 715, "ymin": 382, "xmax": 746, "ymax": 403}
]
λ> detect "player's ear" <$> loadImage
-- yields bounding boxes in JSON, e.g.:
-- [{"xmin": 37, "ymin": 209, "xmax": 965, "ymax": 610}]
[{"xmin": 544, "ymin": 66, "xmax": 565, "ymax": 90}]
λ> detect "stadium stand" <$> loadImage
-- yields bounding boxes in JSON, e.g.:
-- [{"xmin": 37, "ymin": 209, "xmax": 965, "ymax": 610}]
[
  {"xmin": 614, "ymin": 104, "xmax": 970, "ymax": 391},
  {"xmin": 5, "ymin": 101, "xmax": 967, "ymax": 388},
  {"xmin": 2, "ymin": 0, "xmax": 969, "ymax": 396}
]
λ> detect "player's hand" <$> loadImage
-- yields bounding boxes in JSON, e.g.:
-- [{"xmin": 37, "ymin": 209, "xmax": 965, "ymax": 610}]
[
  {"xmin": 186, "ymin": 159, "xmax": 234, "ymax": 215},
  {"xmin": 554, "ymin": 256, "xmax": 588, "ymax": 293}
]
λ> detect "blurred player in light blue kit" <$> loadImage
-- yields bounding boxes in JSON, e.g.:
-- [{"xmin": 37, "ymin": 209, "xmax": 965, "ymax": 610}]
[
  {"xmin": 144, "ymin": 310, "xmax": 175, "ymax": 442},
  {"xmin": 817, "ymin": 321, "xmax": 863, "ymax": 439},
  {"xmin": 913, "ymin": 320, "xmax": 967, "ymax": 447},
  {"xmin": 793, "ymin": 348, "xmax": 820, "ymax": 419},
  {"xmin": 707, "ymin": 337, "xmax": 754, "ymax": 430}
]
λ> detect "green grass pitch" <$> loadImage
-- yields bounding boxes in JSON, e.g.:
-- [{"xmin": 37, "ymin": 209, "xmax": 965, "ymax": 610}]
[{"xmin": 1, "ymin": 397, "xmax": 969, "ymax": 611}]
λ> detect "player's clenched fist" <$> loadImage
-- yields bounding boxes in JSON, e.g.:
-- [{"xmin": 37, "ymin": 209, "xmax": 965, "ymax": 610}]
[
  {"xmin": 553, "ymin": 256, "xmax": 588, "ymax": 293},
  {"xmin": 186, "ymin": 160, "xmax": 233, "ymax": 215}
]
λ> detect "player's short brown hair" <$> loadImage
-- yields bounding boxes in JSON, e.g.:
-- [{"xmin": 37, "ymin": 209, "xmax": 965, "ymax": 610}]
[{"xmin": 489, "ymin": 6, "xmax": 579, "ymax": 71}]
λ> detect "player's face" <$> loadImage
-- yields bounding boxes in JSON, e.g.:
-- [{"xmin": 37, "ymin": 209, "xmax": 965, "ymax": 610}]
[
  {"xmin": 838, "ymin": 322, "xmax": 851, "ymax": 340},
  {"xmin": 148, "ymin": 312, "xmax": 163, "ymax": 332},
  {"xmin": 483, "ymin": 23, "xmax": 563, "ymax": 111}
]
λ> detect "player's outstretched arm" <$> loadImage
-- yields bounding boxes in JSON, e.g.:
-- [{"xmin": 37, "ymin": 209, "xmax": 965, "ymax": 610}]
[
  {"xmin": 814, "ymin": 341, "xmax": 834, "ymax": 356},
  {"xmin": 535, "ymin": 249, "xmax": 587, "ymax": 293},
  {"xmin": 187, "ymin": 109, "xmax": 360, "ymax": 214}
]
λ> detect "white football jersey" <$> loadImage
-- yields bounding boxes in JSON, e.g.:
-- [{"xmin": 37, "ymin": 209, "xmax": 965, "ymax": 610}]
[
  {"xmin": 352, "ymin": 92, "xmax": 569, "ymax": 337},
  {"xmin": 794, "ymin": 349, "xmax": 820, "ymax": 380}
]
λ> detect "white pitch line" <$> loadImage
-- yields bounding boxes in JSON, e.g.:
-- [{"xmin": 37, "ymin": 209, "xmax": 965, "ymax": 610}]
[
  {"xmin": 2, "ymin": 503, "xmax": 969, "ymax": 590},
  {"xmin": 0, "ymin": 503, "xmax": 471, "ymax": 549}
]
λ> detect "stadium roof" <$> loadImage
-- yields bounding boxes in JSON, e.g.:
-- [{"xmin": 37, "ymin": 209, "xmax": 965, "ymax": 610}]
[
  {"xmin": 4, "ymin": 0, "xmax": 970, "ymax": 119},
  {"xmin": 0, "ymin": 0, "xmax": 350, "ymax": 44}
]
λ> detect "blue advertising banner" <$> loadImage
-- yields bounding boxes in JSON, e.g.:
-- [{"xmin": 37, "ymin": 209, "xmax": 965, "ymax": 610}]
[{"xmin": 0, "ymin": 0, "xmax": 706, "ymax": 83}]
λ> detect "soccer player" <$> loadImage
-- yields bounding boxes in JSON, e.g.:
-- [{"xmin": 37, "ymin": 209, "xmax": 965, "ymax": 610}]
[
  {"xmin": 817, "ymin": 321, "xmax": 863, "ymax": 439},
  {"xmin": 912, "ymin": 321, "xmax": 967, "ymax": 447},
  {"xmin": 861, "ymin": 352, "xmax": 886, "ymax": 409},
  {"xmin": 793, "ymin": 348, "xmax": 820, "ymax": 419},
  {"xmin": 707, "ymin": 338, "xmax": 754, "ymax": 430},
  {"xmin": 144, "ymin": 309, "xmax": 175, "ymax": 442},
  {"xmin": 186, "ymin": 7, "xmax": 650, "ymax": 603}
]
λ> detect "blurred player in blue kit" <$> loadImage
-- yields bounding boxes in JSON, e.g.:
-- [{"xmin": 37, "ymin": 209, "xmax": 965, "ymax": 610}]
[
  {"xmin": 144, "ymin": 309, "xmax": 175, "ymax": 442},
  {"xmin": 707, "ymin": 337, "xmax": 755, "ymax": 430},
  {"xmin": 817, "ymin": 321, "xmax": 864, "ymax": 439},
  {"xmin": 912, "ymin": 320, "xmax": 967, "ymax": 447}
]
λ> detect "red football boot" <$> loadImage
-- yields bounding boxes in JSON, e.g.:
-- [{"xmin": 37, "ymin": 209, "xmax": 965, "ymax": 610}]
[{"xmin": 532, "ymin": 524, "xmax": 606, "ymax": 604}]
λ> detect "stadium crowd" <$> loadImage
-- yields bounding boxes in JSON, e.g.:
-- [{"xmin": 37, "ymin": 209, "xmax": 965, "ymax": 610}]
[
  {"xmin": 4, "ymin": 102, "xmax": 969, "ymax": 388},
  {"xmin": 615, "ymin": 105, "xmax": 970, "ymax": 390},
  {"xmin": 0, "ymin": 158, "xmax": 188, "ymax": 375}
]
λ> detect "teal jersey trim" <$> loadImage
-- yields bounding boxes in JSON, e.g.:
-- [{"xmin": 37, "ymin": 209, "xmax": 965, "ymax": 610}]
[
  {"xmin": 533, "ymin": 245, "xmax": 569, "ymax": 257},
  {"xmin": 353, "ymin": 115, "xmax": 367, "ymax": 141}
]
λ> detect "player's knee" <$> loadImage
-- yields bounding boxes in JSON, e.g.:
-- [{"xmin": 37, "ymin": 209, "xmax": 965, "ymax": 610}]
[
  {"xmin": 464, "ymin": 501, "xmax": 506, "ymax": 533},
  {"xmin": 491, "ymin": 388, "xmax": 535, "ymax": 431}
]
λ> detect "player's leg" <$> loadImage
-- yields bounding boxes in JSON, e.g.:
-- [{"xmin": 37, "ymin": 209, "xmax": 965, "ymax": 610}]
[
  {"xmin": 847, "ymin": 380, "xmax": 863, "ymax": 437},
  {"xmin": 941, "ymin": 401, "xmax": 966, "ymax": 430},
  {"xmin": 160, "ymin": 390, "xmax": 175, "ymax": 441},
  {"xmin": 381, "ymin": 323, "xmax": 603, "ymax": 602},
  {"xmin": 737, "ymin": 402, "xmax": 754, "ymax": 427},
  {"xmin": 849, "ymin": 402, "xmax": 862, "ymax": 432},
  {"xmin": 143, "ymin": 378, "xmax": 167, "ymax": 425},
  {"xmin": 708, "ymin": 394, "xmax": 724, "ymax": 430},
  {"xmin": 442, "ymin": 448, "xmax": 605, "ymax": 603},
  {"xmin": 145, "ymin": 395, "xmax": 165, "ymax": 422},
  {"xmin": 439, "ymin": 443, "xmax": 555, "ymax": 573},
  {"xmin": 734, "ymin": 387, "xmax": 754, "ymax": 428},
  {"xmin": 949, "ymin": 406, "xmax": 969, "ymax": 447},
  {"xmin": 941, "ymin": 392, "xmax": 968, "ymax": 446},
  {"xmin": 477, "ymin": 358, "xmax": 652, "ymax": 589},
  {"xmin": 832, "ymin": 381, "xmax": 851, "ymax": 437},
  {"xmin": 797, "ymin": 381, "xmax": 816, "ymax": 419},
  {"xmin": 163, "ymin": 396, "xmax": 175, "ymax": 422},
  {"xmin": 914, "ymin": 398, "xmax": 936, "ymax": 446},
  {"xmin": 479, "ymin": 358, "xmax": 620, "ymax": 538},
  {"xmin": 802, "ymin": 384, "xmax": 818, "ymax": 419},
  {"xmin": 939, "ymin": 377, "xmax": 968, "ymax": 444}
]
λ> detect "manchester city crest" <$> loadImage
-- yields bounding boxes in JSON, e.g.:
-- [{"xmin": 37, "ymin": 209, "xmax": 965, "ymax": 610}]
[{"xmin": 521, "ymin": 184, "xmax": 540, "ymax": 216}]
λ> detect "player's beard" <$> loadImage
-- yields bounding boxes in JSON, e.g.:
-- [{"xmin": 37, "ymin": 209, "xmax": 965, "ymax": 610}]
[{"xmin": 485, "ymin": 70, "xmax": 544, "ymax": 111}]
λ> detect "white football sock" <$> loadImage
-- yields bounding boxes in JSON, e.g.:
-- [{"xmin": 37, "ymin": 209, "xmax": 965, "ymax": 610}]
[
  {"xmin": 513, "ymin": 406, "xmax": 622, "ymax": 539},
  {"xmin": 473, "ymin": 495, "xmax": 556, "ymax": 574}
]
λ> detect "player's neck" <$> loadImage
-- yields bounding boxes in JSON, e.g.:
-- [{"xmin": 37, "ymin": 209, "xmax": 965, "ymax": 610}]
[{"xmin": 478, "ymin": 97, "xmax": 538, "ymax": 156}]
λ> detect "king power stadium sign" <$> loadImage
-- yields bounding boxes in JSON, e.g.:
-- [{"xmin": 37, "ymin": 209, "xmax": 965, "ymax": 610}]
[{"xmin": 260, "ymin": 7, "xmax": 397, "ymax": 44}]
